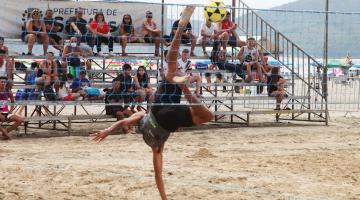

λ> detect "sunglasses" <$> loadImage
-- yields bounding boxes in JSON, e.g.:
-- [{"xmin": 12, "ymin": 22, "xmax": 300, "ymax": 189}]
[
  {"xmin": 32, "ymin": 12, "xmax": 39, "ymax": 16},
  {"xmin": 146, "ymin": 15, "xmax": 153, "ymax": 18}
]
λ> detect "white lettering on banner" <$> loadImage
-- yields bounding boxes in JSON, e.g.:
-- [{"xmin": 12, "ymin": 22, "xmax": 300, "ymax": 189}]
[{"xmin": 0, "ymin": 0, "xmax": 166, "ymax": 38}]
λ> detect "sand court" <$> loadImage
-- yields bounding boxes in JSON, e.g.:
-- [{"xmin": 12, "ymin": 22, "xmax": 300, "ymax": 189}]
[{"xmin": 1, "ymin": 113, "xmax": 360, "ymax": 200}]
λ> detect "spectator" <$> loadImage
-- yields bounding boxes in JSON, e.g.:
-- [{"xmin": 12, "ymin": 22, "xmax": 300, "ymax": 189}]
[
  {"xmin": 177, "ymin": 49, "xmax": 201, "ymax": 97},
  {"xmin": 105, "ymin": 77, "xmax": 133, "ymax": 122},
  {"xmin": 238, "ymin": 37, "xmax": 264, "ymax": 83},
  {"xmin": 57, "ymin": 73, "xmax": 81, "ymax": 101},
  {"xmin": 36, "ymin": 61, "xmax": 57, "ymax": 101},
  {"xmin": 116, "ymin": 64, "xmax": 143, "ymax": 112},
  {"xmin": 46, "ymin": 52, "xmax": 61, "ymax": 91},
  {"xmin": 215, "ymin": 49, "xmax": 245, "ymax": 87},
  {"xmin": 62, "ymin": 37, "xmax": 83, "ymax": 79},
  {"xmin": 24, "ymin": 62, "xmax": 41, "ymax": 100},
  {"xmin": 43, "ymin": 9, "xmax": 64, "ymax": 54},
  {"xmin": 70, "ymin": 70, "xmax": 102, "ymax": 100},
  {"xmin": 0, "ymin": 37, "xmax": 9, "ymax": 55},
  {"xmin": 88, "ymin": 12, "xmax": 114, "ymax": 56},
  {"xmin": 0, "ymin": 49, "xmax": 13, "ymax": 80},
  {"xmin": 133, "ymin": 66, "xmax": 153, "ymax": 110},
  {"xmin": 197, "ymin": 19, "xmax": 214, "ymax": 56},
  {"xmin": 0, "ymin": 76, "xmax": 24, "ymax": 139},
  {"xmin": 119, "ymin": 14, "xmax": 138, "ymax": 56},
  {"xmin": 267, "ymin": 67, "xmax": 288, "ymax": 110},
  {"xmin": 157, "ymin": 50, "xmax": 168, "ymax": 82},
  {"xmin": 141, "ymin": 11, "xmax": 161, "ymax": 56},
  {"xmin": 65, "ymin": 7, "xmax": 93, "ymax": 47},
  {"xmin": 214, "ymin": 11, "xmax": 245, "ymax": 50},
  {"xmin": 170, "ymin": 15, "xmax": 196, "ymax": 56},
  {"xmin": 25, "ymin": 9, "xmax": 49, "ymax": 56}
]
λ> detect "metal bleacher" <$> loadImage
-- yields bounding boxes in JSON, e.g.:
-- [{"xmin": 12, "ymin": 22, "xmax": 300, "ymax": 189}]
[{"xmin": 2, "ymin": 1, "xmax": 328, "ymax": 135}]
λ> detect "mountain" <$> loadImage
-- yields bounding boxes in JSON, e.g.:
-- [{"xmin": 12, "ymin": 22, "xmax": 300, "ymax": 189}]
[{"xmin": 256, "ymin": 0, "xmax": 360, "ymax": 58}]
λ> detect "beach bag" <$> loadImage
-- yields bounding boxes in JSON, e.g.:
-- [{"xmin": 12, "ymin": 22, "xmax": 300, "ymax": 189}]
[{"xmin": 84, "ymin": 87, "xmax": 100, "ymax": 97}]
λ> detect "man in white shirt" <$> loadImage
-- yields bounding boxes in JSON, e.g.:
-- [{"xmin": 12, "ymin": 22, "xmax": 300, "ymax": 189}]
[
  {"xmin": 177, "ymin": 49, "xmax": 201, "ymax": 97},
  {"xmin": 197, "ymin": 20, "xmax": 214, "ymax": 56}
]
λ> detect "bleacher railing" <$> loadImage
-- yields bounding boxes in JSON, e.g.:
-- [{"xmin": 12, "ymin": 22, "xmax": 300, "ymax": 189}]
[{"xmin": 235, "ymin": 0, "xmax": 328, "ymax": 123}]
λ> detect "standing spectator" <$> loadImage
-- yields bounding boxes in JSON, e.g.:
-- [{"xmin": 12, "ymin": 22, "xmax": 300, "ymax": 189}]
[
  {"xmin": 65, "ymin": 7, "xmax": 93, "ymax": 47},
  {"xmin": 267, "ymin": 67, "xmax": 288, "ymax": 110},
  {"xmin": 88, "ymin": 12, "xmax": 114, "ymax": 56},
  {"xmin": 141, "ymin": 11, "xmax": 161, "ymax": 56},
  {"xmin": 0, "ymin": 76, "xmax": 24, "ymax": 140},
  {"xmin": 170, "ymin": 15, "xmax": 196, "ymax": 56},
  {"xmin": 215, "ymin": 11, "xmax": 245, "ymax": 49},
  {"xmin": 119, "ymin": 14, "xmax": 138, "ymax": 56},
  {"xmin": 25, "ymin": 9, "xmax": 49, "ymax": 56},
  {"xmin": 177, "ymin": 49, "xmax": 201, "ymax": 97},
  {"xmin": 43, "ymin": 9, "xmax": 63, "ymax": 54},
  {"xmin": 105, "ymin": 77, "xmax": 133, "ymax": 122},
  {"xmin": 197, "ymin": 19, "xmax": 214, "ymax": 56}
]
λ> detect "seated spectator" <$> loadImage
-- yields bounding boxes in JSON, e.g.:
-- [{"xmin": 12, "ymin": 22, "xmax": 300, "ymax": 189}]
[
  {"xmin": 36, "ymin": 61, "xmax": 57, "ymax": 101},
  {"xmin": 57, "ymin": 73, "xmax": 81, "ymax": 101},
  {"xmin": 43, "ymin": 9, "xmax": 64, "ymax": 54},
  {"xmin": 0, "ymin": 49, "xmax": 13, "ymax": 80},
  {"xmin": 46, "ymin": 52, "xmax": 61, "ymax": 92},
  {"xmin": 88, "ymin": 12, "xmax": 114, "ymax": 56},
  {"xmin": 133, "ymin": 66, "xmax": 153, "ymax": 110},
  {"xmin": 24, "ymin": 62, "xmax": 41, "ymax": 100},
  {"xmin": 0, "ymin": 77, "xmax": 24, "ymax": 140},
  {"xmin": 119, "ymin": 14, "xmax": 138, "ymax": 56},
  {"xmin": 116, "ymin": 64, "xmax": 143, "ymax": 112},
  {"xmin": 25, "ymin": 9, "xmax": 49, "ymax": 56},
  {"xmin": 65, "ymin": 7, "xmax": 93, "ymax": 47},
  {"xmin": 267, "ymin": 67, "xmax": 288, "ymax": 110},
  {"xmin": 71, "ymin": 71, "xmax": 103, "ymax": 100},
  {"xmin": 238, "ymin": 37, "xmax": 264, "ymax": 83},
  {"xmin": 177, "ymin": 49, "xmax": 201, "ymax": 97},
  {"xmin": 197, "ymin": 19, "xmax": 214, "ymax": 56},
  {"xmin": 170, "ymin": 15, "xmax": 196, "ymax": 56},
  {"xmin": 62, "ymin": 37, "xmax": 83, "ymax": 79},
  {"xmin": 105, "ymin": 77, "xmax": 133, "ymax": 121},
  {"xmin": 141, "ymin": 11, "xmax": 161, "ymax": 56},
  {"xmin": 214, "ymin": 11, "xmax": 245, "ymax": 50},
  {"xmin": 0, "ymin": 37, "xmax": 9, "ymax": 55}
]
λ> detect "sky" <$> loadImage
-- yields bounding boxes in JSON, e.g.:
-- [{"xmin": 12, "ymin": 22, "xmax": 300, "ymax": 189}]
[{"xmin": 111, "ymin": 0, "xmax": 298, "ymax": 9}]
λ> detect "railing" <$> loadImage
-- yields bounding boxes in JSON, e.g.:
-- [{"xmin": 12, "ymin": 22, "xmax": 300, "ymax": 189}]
[{"xmin": 234, "ymin": 0, "xmax": 328, "ymax": 122}]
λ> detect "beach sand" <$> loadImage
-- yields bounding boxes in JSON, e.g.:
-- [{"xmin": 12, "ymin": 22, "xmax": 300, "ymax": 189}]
[{"xmin": 1, "ymin": 112, "xmax": 360, "ymax": 200}]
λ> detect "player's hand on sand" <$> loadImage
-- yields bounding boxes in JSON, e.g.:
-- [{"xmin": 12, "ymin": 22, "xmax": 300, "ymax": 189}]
[
  {"xmin": 179, "ymin": 6, "xmax": 195, "ymax": 27},
  {"xmin": 90, "ymin": 129, "xmax": 111, "ymax": 142}
]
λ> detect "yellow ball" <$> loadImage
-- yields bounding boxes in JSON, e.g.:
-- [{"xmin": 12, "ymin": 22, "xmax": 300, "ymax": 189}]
[{"xmin": 203, "ymin": 0, "xmax": 227, "ymax": 23}]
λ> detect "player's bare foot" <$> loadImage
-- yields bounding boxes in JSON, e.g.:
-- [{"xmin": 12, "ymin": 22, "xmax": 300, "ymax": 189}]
[
  {"xmin": 173, "ymin": 75, "xmax": 191, "ymax": 84},
  {"xmin": 179, "ymin": 6, "xmax": 195, "ymax": 27}
]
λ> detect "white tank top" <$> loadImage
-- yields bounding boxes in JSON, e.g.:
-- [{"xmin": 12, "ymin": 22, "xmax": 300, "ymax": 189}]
[
  {"xmin": 242, "ymin": 46, "xmax": 258, "ymax": 62},
  {"xmin": 0, "ymin": 61, "xmax": 7, "ymax": 77}
]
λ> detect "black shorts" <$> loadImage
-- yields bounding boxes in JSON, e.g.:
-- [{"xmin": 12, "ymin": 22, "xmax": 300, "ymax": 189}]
[
  {"xmin": 49, "ymin": 33, "xmax": 62, "ymax": 44},
  {"xmin": 105, "ymin": 105, "xmax": 127, "ymax": 117},
  {"xmin": 228, "ymin": 36, "xmax": 237, "ymax": 47},
  {"xmin": 0, "ymin": 113, "xmax": 14, "ymax": 122},
  {"xmin": 181, "ymin": 36, "xmax": 191, "ymax": 44},
  {"xmin": 152, "ymin": 105, "xmax": 194, "ymax": 132},
  {"xmin": 144, "ymin": 34, "xmax": 154, "ymax": 43}
]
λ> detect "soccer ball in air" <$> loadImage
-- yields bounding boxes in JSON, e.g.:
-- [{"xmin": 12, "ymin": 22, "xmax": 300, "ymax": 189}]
[{"xmin": 203, "ymin": 0, "xmax": 227, "ymax": 23}]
